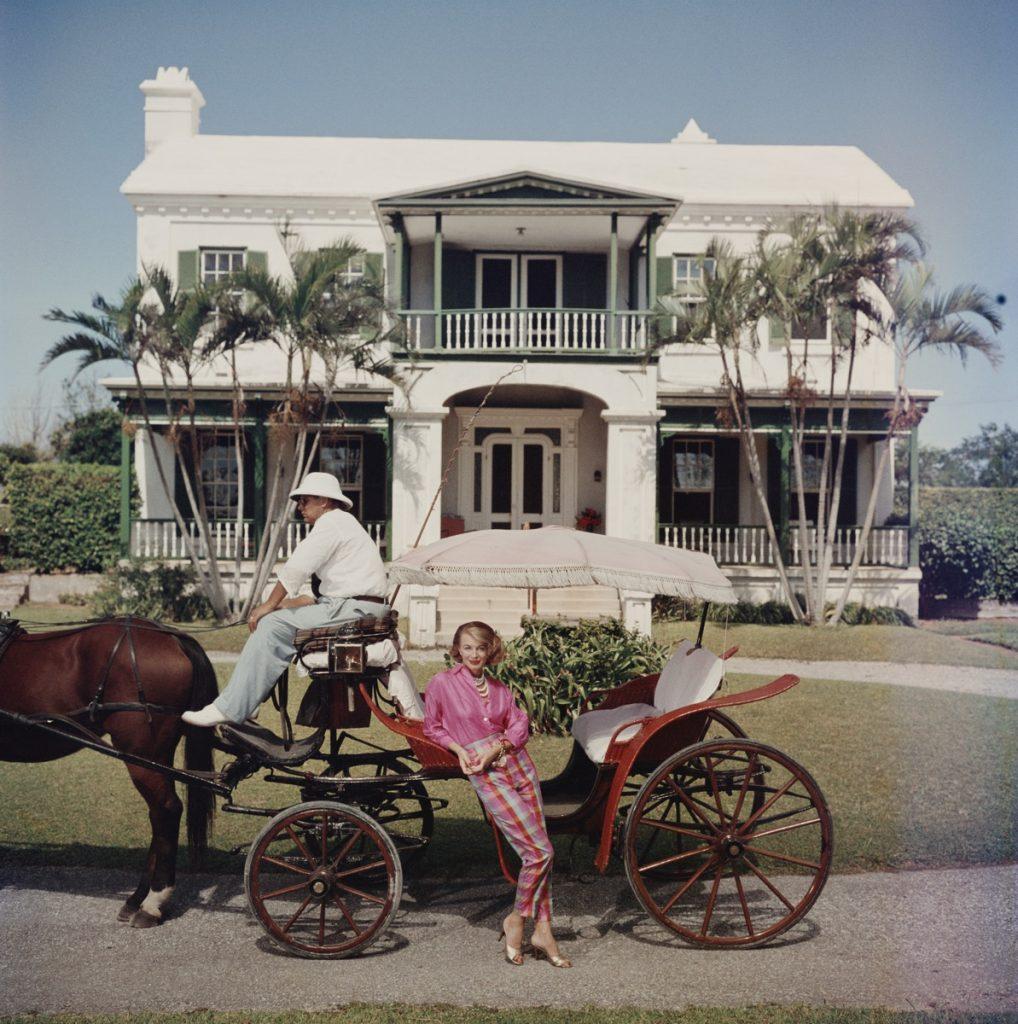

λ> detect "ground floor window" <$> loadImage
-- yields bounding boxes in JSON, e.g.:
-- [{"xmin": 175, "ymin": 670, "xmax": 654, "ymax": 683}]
[
  {"xmin": 317, "ymin": 433, "xmax": 364, "ymax": 518},
  {"xmin": 198, "ymin": 431, "xmax": 241, "ymax": 519},
  {"xmin": 669, "ymin": 438, "xmax": 714, "ymax": 523}
]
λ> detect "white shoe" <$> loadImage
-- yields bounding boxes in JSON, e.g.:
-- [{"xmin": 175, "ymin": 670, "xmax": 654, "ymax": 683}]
[{"xmin": 182, "ymin": 704, "xmax": 231, "ymax": 728}]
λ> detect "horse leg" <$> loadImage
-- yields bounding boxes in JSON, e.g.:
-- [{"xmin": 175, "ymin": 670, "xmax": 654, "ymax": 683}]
[{"xmin": 122, "ymin": 763, "xmax": 183, "ymax": 928}]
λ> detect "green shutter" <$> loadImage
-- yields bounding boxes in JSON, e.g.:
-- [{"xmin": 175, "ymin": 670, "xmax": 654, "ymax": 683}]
[
  {"xmin": 177, "ymin": 251, "xmax": 199, "ymax": 290},
  {"xmin": 364, "ymin": 252, "xmax": 383, "ymax": 284},
  {"xmin": 838, "ymin": 438, "xmax": 858, "ymax": 526},
  {"xmin": 563, "ymin": 253, "xmax": 607, "ymax": 309},
  {"xmin": 833, "ymin": 305, "xmax": 854, "ymax": 343},
  {"xmin": 766, "ymin": 436, "xmax": 781, "ymax": 521},
  {"xmin": 655, "ymin": 256, "xmax": 674, "ymax": 300},
  {"xmin": 769, "ymin": 317, "xmax": 788, "ymax": 343},
  {"xmin": 246, "ymin": 250, "xmax": 268, "ymax": 274},
  {"xmin": 657, "ymin": 436, "xmax": 673, "ymax": 524}
]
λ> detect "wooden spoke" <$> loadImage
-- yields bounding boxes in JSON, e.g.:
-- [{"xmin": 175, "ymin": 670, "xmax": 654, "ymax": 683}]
[
  {"xmin": 320, "ymin": 813, "xmax": 329, "ymax": 863},
  {"xmin": 734, "ymin": 870, "xmax": 755, "ymax": 937},
  {"xmin": 281, "ymin": 893, "xmax": 315, "ymax": 933},
  {"xmin": 704, "ymin": 756, "xmax": 729, "ymax": 825},
  {"xmin": 739, "ymin": 774, "xmax": 798, "ymax": 834},
  {"xmin": 730, "ymin": 754, "xmax": 758, "ymax": 823},
  {"xmin": 335, "ymin": 880, "xmax": 386, "ymax": 905},
  {"xmin": 742, "ymin": 858, "xmax": 796, "ymax": 911},
  {"xmin": 261, "ymin": 855, "xmax": 311, "ymax": 876},
  {"xmin": 318, "ymin": 902, "xmax": 326, "ymax": 946},
  {"xmin": 328, "ymin": 827, "xmax": 365, "ymax": 870},
  {"xmin": 260, "ymin": 879, "xmax": 310, "ymax": 901},
  {"xmin": 331, "ymin": 893, "xmax": 363, "ymax": 936},
  {"xmin": 638, "ymin": 844, "xmax": 713, "ymax": 874},
  {"xmin": 742, "ymin": 817, "xmax": 821, "ymax": 843},
  {"xmin": 335, "ymin": 858, "xmax": 388, "ymax": 879},
  {"xmin": 285, "ymin": 824, "xmax": 318, "ymax": 869},
  {"xmin": 698, "ymin": 864, "xmax": 724, "ymax": 937},
  {"xmin": 667, "ymin": 778, "xmax": 723, "ymax": 834},
  {"xmin": 742, "ymin": 843, "xmax": 822, "ymax": 871},
  {"xmin": 640, "ymin": 818, "xmax": 713, "ymax": 841},
  {"xmin": 662, "ymin": 855, "xmax": 717, "ymax": 914}
]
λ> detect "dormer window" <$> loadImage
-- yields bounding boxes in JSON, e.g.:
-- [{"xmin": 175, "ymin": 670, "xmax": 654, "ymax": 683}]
[{"xmin": 201, "ymin": 249, "xmax": 245, "ymax": 286}]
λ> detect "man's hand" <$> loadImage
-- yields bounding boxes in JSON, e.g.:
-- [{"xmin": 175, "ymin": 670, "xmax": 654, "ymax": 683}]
[{"xmin": 247, "ymin": 602, "xmax": 276, "ymax": 633}]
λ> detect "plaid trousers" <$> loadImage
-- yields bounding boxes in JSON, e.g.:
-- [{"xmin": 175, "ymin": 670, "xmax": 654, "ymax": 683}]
[{"xmin": 466, "ymin": 739, "xmax": 554, "ymax": 921}]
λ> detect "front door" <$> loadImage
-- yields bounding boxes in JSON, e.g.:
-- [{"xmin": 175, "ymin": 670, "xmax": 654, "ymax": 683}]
[
  {"xmin": 521, "ymin": 255, "xmax": 562, "ymax": 347},
  {"xmin": 477, "ymin": 255, "xmax": 516, "ymax": 347},
  {"xmin": 483, "ymin": 434, "xmax": 552, "ymax": 529}
]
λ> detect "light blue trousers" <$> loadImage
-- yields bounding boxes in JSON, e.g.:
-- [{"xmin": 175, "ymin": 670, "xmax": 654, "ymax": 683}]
[{"xmin": 213, "ymin": 596, "xmax": 391, "ymax": 723}]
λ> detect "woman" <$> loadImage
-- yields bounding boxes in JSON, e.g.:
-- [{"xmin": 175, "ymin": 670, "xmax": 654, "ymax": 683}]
[{"xmin": 424, "ymin": 621, "xmax": 571, "ymax": 968}]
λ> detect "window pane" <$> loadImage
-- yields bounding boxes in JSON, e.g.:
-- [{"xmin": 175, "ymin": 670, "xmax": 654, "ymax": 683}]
[
  {"xmin": 481, "ymin": 259, "xmax": 513, "ymax": 308},
  {"xmin": 491, "ymin": 443, "xmax": 511, "ymax": 514},
  {"xmin": 524, "ymin": 427, "xmax": 561, "ymax": 445},
  {"xmin": 522, "ymin": 443, "xmax": 543, "ymax": 514}
]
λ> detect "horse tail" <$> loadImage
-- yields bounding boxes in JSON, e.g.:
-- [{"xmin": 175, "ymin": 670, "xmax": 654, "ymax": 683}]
[{"xmin": 175, "ymin": 632, "xmax": 219, "ymax": 869}]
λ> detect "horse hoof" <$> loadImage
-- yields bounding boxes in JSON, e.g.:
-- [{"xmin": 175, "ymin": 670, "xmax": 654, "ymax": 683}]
[
  {"xmin": 130, "ymin": 909, "xmax": 162, "ymax": 929},
  {"xmin": 117, "ymin": 902, "xmax": 139, "ymax": 923}
]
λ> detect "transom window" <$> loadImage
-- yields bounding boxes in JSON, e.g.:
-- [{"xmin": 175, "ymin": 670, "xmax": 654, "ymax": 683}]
[
  {"xmin": 671, "ymin": 438, "xmax": 714, "ymax": 523},
  {"xmin": 201, "ymin": 249, "xmax": 245, "ymax": 286},
  {"xmin": 199, "ymin": 431, "xmax": 240, "ymax": 519},
  {"xmin": 318, "ymin": 433, "xmax": 363, "ymax": 517}
]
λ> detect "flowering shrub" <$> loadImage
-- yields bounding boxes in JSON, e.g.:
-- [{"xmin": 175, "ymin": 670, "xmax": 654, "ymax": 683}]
[{"xmin": 575, "ymin": 507, "xmax": 602, "ymax": 532}]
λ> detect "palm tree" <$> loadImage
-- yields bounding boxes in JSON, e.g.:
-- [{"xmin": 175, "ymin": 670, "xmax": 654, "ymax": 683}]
[{"xmin": 829, "ymin": 263, "xmax": 1002, "ymax": 622}]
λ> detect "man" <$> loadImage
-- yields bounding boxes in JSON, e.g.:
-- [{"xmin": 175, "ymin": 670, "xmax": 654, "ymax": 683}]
[{"xmin": 182, "ymin": 471, "xmax": 389, "ymax": 727}]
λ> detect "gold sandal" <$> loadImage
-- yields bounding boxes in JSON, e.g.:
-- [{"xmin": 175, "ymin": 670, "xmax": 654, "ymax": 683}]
[
  {"xmin": 530, "ymin": 941, "xmax": 572, "ymax": 968},
  {"xmin": 498, "ymin": 930, "xmax": 524, "ymax": 966}
]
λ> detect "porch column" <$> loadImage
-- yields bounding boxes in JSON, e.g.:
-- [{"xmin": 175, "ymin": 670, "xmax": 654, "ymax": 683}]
[
  {"xmin": 645, "ymin": 214, "xmax": 660, "ymax": 309},
  {"xmin": 388, "ymin": 406, "xmax": 448, "ymax": 647},
  {"xmin": 119, "ymin": 427, "xmax": 131, "ymax": 555},
  {"xmin": 433, "ymin": 213, "xmax": 443, "ymax": 349},
  {"xmin": 608, "ymin": 212, "xmax": 618, "ymax": 349},
  {"xmin": 908, "ymin": 426, "xmax": 919, "ymax": 567},
  {"xmin": 602, "ymin": 409, "xmax": 664, "ymax": 636}
]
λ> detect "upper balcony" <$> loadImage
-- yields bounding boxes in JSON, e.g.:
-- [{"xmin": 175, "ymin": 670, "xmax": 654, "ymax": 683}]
[{"xmin": 374, "ymin": 170, "xmax": 680, "ymax": 358}]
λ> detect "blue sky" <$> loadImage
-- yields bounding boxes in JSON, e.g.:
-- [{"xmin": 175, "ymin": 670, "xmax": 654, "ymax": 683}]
[{"xmin": 1, "ymin": 0, "xmax": 1013, "ymax": 448}]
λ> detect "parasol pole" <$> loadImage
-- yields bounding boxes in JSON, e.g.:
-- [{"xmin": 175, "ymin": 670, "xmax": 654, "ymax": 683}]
[
  {"xmin": 694, "ymin": 601, "xmax": 710, "ymax": 650},
  {"xmin": 387, "ymin": 363, "xmax": 524, "ymax": 606}
]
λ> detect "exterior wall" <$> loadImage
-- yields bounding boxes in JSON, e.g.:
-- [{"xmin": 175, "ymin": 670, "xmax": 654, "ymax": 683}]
[{"xmin": 135, "ymin": 429, "xmax": 175, "ymax": 518}]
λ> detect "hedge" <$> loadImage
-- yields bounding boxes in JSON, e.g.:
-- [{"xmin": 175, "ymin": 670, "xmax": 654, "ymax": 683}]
[
  {"xmin": 7, "ymin": 462, "xmax": 122, "ymax": 572},
  {"xmin": 919, "ymin": 487, "xmax": 1018, "ymax": 602}
]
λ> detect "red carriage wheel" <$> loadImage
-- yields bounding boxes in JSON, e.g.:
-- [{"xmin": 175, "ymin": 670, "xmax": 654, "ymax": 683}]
[
  {"xmin": 623, "ymin": 740, "xmax": 832, "ymax": 948},
  {"xmin": 244, "ymin": 800, "xmax": 402, "ymax": 958}
]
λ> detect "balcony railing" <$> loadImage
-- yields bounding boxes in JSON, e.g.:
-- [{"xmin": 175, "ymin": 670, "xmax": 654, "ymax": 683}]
[
  {"xmin": 659, "ymin": 524, "xmax": 910, "ymax": 568},
  {"xmin": 130, "ymin": 519, "xmax": 387, "ymax": 561},
  {"xmin": 399, "ymin": 309, "xmax": 651, "ymax": 353}
]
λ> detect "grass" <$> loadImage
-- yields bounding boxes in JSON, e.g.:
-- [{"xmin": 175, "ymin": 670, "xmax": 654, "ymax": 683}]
[
  {"xmin": 652, "ymin": 620, "xmax": 1018, "ymax": 670},
  {"xmin": 1, "ymin": 663, "xmax": 1014, "ymax": 877},
  {"xmin": 1, "ymin": 1009, "xmax": 1014, "ymax": 1024},
  {"xmin": 921, "ymin": 619, "xmax": 1018, "ymax": 653},
  {"xmin": 15, "ymin": 602, "xmax": 1018, "ymax": 668}
]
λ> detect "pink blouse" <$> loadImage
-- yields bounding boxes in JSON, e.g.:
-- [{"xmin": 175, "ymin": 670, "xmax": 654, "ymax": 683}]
[{"xmin": 423, "ymin": 663, "xmax": 531, "ymax": 752}]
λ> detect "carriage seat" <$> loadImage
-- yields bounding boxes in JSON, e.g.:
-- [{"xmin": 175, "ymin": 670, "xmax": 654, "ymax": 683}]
[{"xmin": 570, "ymin": 639, "xmax": 724, "ymax": 764}]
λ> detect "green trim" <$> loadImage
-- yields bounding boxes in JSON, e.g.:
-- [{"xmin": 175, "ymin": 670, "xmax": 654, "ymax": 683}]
[
  {"xmin": 659, "ymin": 405, "xmax": 896, "ymax": 433},
  {"xmin": 433, "ymin": 213, "xmax": 443, "ymax": 348},
  {"xmin": 908, "ymin": 427, "xmax": 920, "ymax": 567},
  {"xmin": 383, "ymin": 418, "xmax": 393, "ymax": 557},
  {"xmin": 646, "ymin": 216, "xmax": 659, "ymax": 308},
  {"xmin": 119, "ymin": 429, "xmax": 131, "ymax": 555},
  {"xmin": 779, "ymin": 425, "xmax": 791, "ymax": 563},
  {"xmin": 247, "ymin": 250, "xmax": 268, "ymax": 274},
  {"xmin": 608, "ymin": 213, "xmax": 618, "ymax": 349},
  {"xmin": 177, "ymin": 250, "xmax": 198, "ymax": 291}
]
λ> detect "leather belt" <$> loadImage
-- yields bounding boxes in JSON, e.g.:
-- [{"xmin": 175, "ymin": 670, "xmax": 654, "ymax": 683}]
[{"xmin": 350, "ymin": 594, "xmax": 387, "ymax": 604}]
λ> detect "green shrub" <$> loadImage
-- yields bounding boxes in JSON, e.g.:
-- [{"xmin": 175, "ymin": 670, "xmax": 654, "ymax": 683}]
[
  {"xmin": 51, "ymin": 408, "xmax": 122, "ymax": 465},
  {"xmin": 833, "ymin": 602, "xmax": 913, "ymax": 626},
  {"xmin": 653, "ymin": 597, "xmax": 795, "ymax": 625},
  {"xmin": 919, "ymin": 487, "xmax": 1018, "ymax": 602},
  {"xmin": 91, "ymin": 559, "xmax": 212, "ymax": 622},
  {"xmin": 7, "ymin": 462, "xmax": 121, "ymax": 572},
  {"xmin": 486, "ymin": 617, "xmax": 667, "ymax": 736}
]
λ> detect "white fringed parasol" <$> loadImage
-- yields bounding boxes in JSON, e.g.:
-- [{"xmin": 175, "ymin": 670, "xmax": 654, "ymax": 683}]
[{"xmin": 387, "ymin": 526, "xmax": 736, "ymax": 604}]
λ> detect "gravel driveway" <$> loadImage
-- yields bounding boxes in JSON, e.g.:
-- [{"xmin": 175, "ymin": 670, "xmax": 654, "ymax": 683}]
[{"xmin": 1, "ymin": 863, "xmax": 1014, "ymax": 1014}]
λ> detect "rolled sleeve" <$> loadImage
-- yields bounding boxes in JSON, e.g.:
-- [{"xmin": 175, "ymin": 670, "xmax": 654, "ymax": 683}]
[
  {"xmin": 503, "ymin": 698, "xmax": 530, "ymax": 751},
  {"xmin": 275, "ymin": 527, "xmax": 336, "ymax": 597}
]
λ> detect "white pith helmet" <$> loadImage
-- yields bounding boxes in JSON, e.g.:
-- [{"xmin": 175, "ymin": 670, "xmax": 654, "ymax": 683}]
[{"xmin": 289, "ymin": 472, "xmax": 353, "ymax": 509}]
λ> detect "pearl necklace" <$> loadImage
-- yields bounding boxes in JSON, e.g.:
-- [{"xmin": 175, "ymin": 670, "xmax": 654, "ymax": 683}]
[{"xmin": 470, "ymin": 672, "xmax": 489, "ymax": 700}]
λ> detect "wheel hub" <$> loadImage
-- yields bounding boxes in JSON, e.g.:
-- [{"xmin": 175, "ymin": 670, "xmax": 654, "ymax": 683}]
[
  {"xmin": 722, "ymin": 834, "xmax": 744, "ymax": 860},
  {"xmin": 308, "ymin": 867, "xmax": 335, "ymax": 900}
]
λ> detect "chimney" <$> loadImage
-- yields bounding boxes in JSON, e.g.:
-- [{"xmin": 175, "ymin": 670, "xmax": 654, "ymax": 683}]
[{"xmin": 139, "ymin": 67, "xmax": 205, "ymax": 154}]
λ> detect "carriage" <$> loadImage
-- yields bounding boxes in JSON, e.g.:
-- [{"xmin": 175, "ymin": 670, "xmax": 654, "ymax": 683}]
[{"xmin": 0, "ymin": 531, "xmax": 832, "ymax": 958}]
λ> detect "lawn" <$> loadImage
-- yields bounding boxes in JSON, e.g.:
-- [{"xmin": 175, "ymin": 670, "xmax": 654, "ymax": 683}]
[
  {"xmin": 0, "ymin": 1008, "xmax": 1009, "ymax": 1024},
  {"xmin": 921, "ymin": 619, "xmax": 1018, "ymax": 653},
  {"xmin": 1, "ymin": 664, "xmax": 1014, "ymax": 877},
  {"xmin": 14, "ymin": 602, "xmax": 1018, "ymax": 668}
]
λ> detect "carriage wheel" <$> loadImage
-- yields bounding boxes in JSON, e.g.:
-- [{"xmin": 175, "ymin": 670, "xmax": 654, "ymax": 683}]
[
  {"xmin": 623, "ymin": 740, "xmax": 832, "ymax": 948},
  {"xmin": 324, "ymin": 758, "xmax": 435, "ymax": 869},
  {"xmin": 244, "ymin": 800, "xmax": 402, "ymax": 959}
]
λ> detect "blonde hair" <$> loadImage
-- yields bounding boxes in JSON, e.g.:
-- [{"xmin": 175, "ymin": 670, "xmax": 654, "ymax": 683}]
[{"xmin": 450, "ymin": 620, "xmax": 505, "ymax": 667}]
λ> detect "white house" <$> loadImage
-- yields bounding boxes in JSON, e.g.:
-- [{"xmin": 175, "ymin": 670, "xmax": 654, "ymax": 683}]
[{"xmin": 106, "ymin": 67, "xmax": 932, "ymax": 643}]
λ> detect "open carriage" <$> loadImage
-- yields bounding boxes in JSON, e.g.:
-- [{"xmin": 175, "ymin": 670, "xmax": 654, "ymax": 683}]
[{"xmin": 2, "ymin": 530, "xmax": 832, "ymax": 959}]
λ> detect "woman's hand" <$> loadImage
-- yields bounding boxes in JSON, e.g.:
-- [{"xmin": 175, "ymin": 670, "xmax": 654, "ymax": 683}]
[
  {"xmin": 456, "ymin": 748, "xmax": 482, "ymax": 775},
  {"xmin": 477, "ymin": 741, "xmax": 508, "ymax": 772}
]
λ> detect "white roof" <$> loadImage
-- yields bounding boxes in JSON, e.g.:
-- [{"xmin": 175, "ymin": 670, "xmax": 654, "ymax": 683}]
[{"xmin": 120, "ymin": 134, "xmax": 913, "ymax": 209}]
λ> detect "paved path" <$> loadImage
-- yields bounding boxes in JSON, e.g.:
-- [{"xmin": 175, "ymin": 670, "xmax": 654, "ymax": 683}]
[
  {"xmin": 205, "ymin": 649, "xmax": 1018, "ymax": 700},
  {"xmin": 0, "ymin": 863, "xmax": 1013, "ymax": 1014}
]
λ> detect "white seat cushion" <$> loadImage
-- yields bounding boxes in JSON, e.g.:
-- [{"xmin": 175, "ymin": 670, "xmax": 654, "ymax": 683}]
[
  {"xmin": 386, "ymin": 662, "xmax": 425, "ymax": 720},
  {"xmin": 570, "ymin": 703, "xmax": 658, "ymax": 764},
  {"xmin": 653, "ymin": 640, "xmax": 724, "ymax": 713}
]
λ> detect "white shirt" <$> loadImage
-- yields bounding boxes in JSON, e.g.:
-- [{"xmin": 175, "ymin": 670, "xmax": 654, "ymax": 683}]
[{"xmin": 276, "ymin": 509, "xmax": 387, "ymax": 600}]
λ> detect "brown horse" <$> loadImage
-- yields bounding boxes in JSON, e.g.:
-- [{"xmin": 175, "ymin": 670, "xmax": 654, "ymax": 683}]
[{"xmin": 0, "ymin": 617, "xmax": 218, "ymax": 927}]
